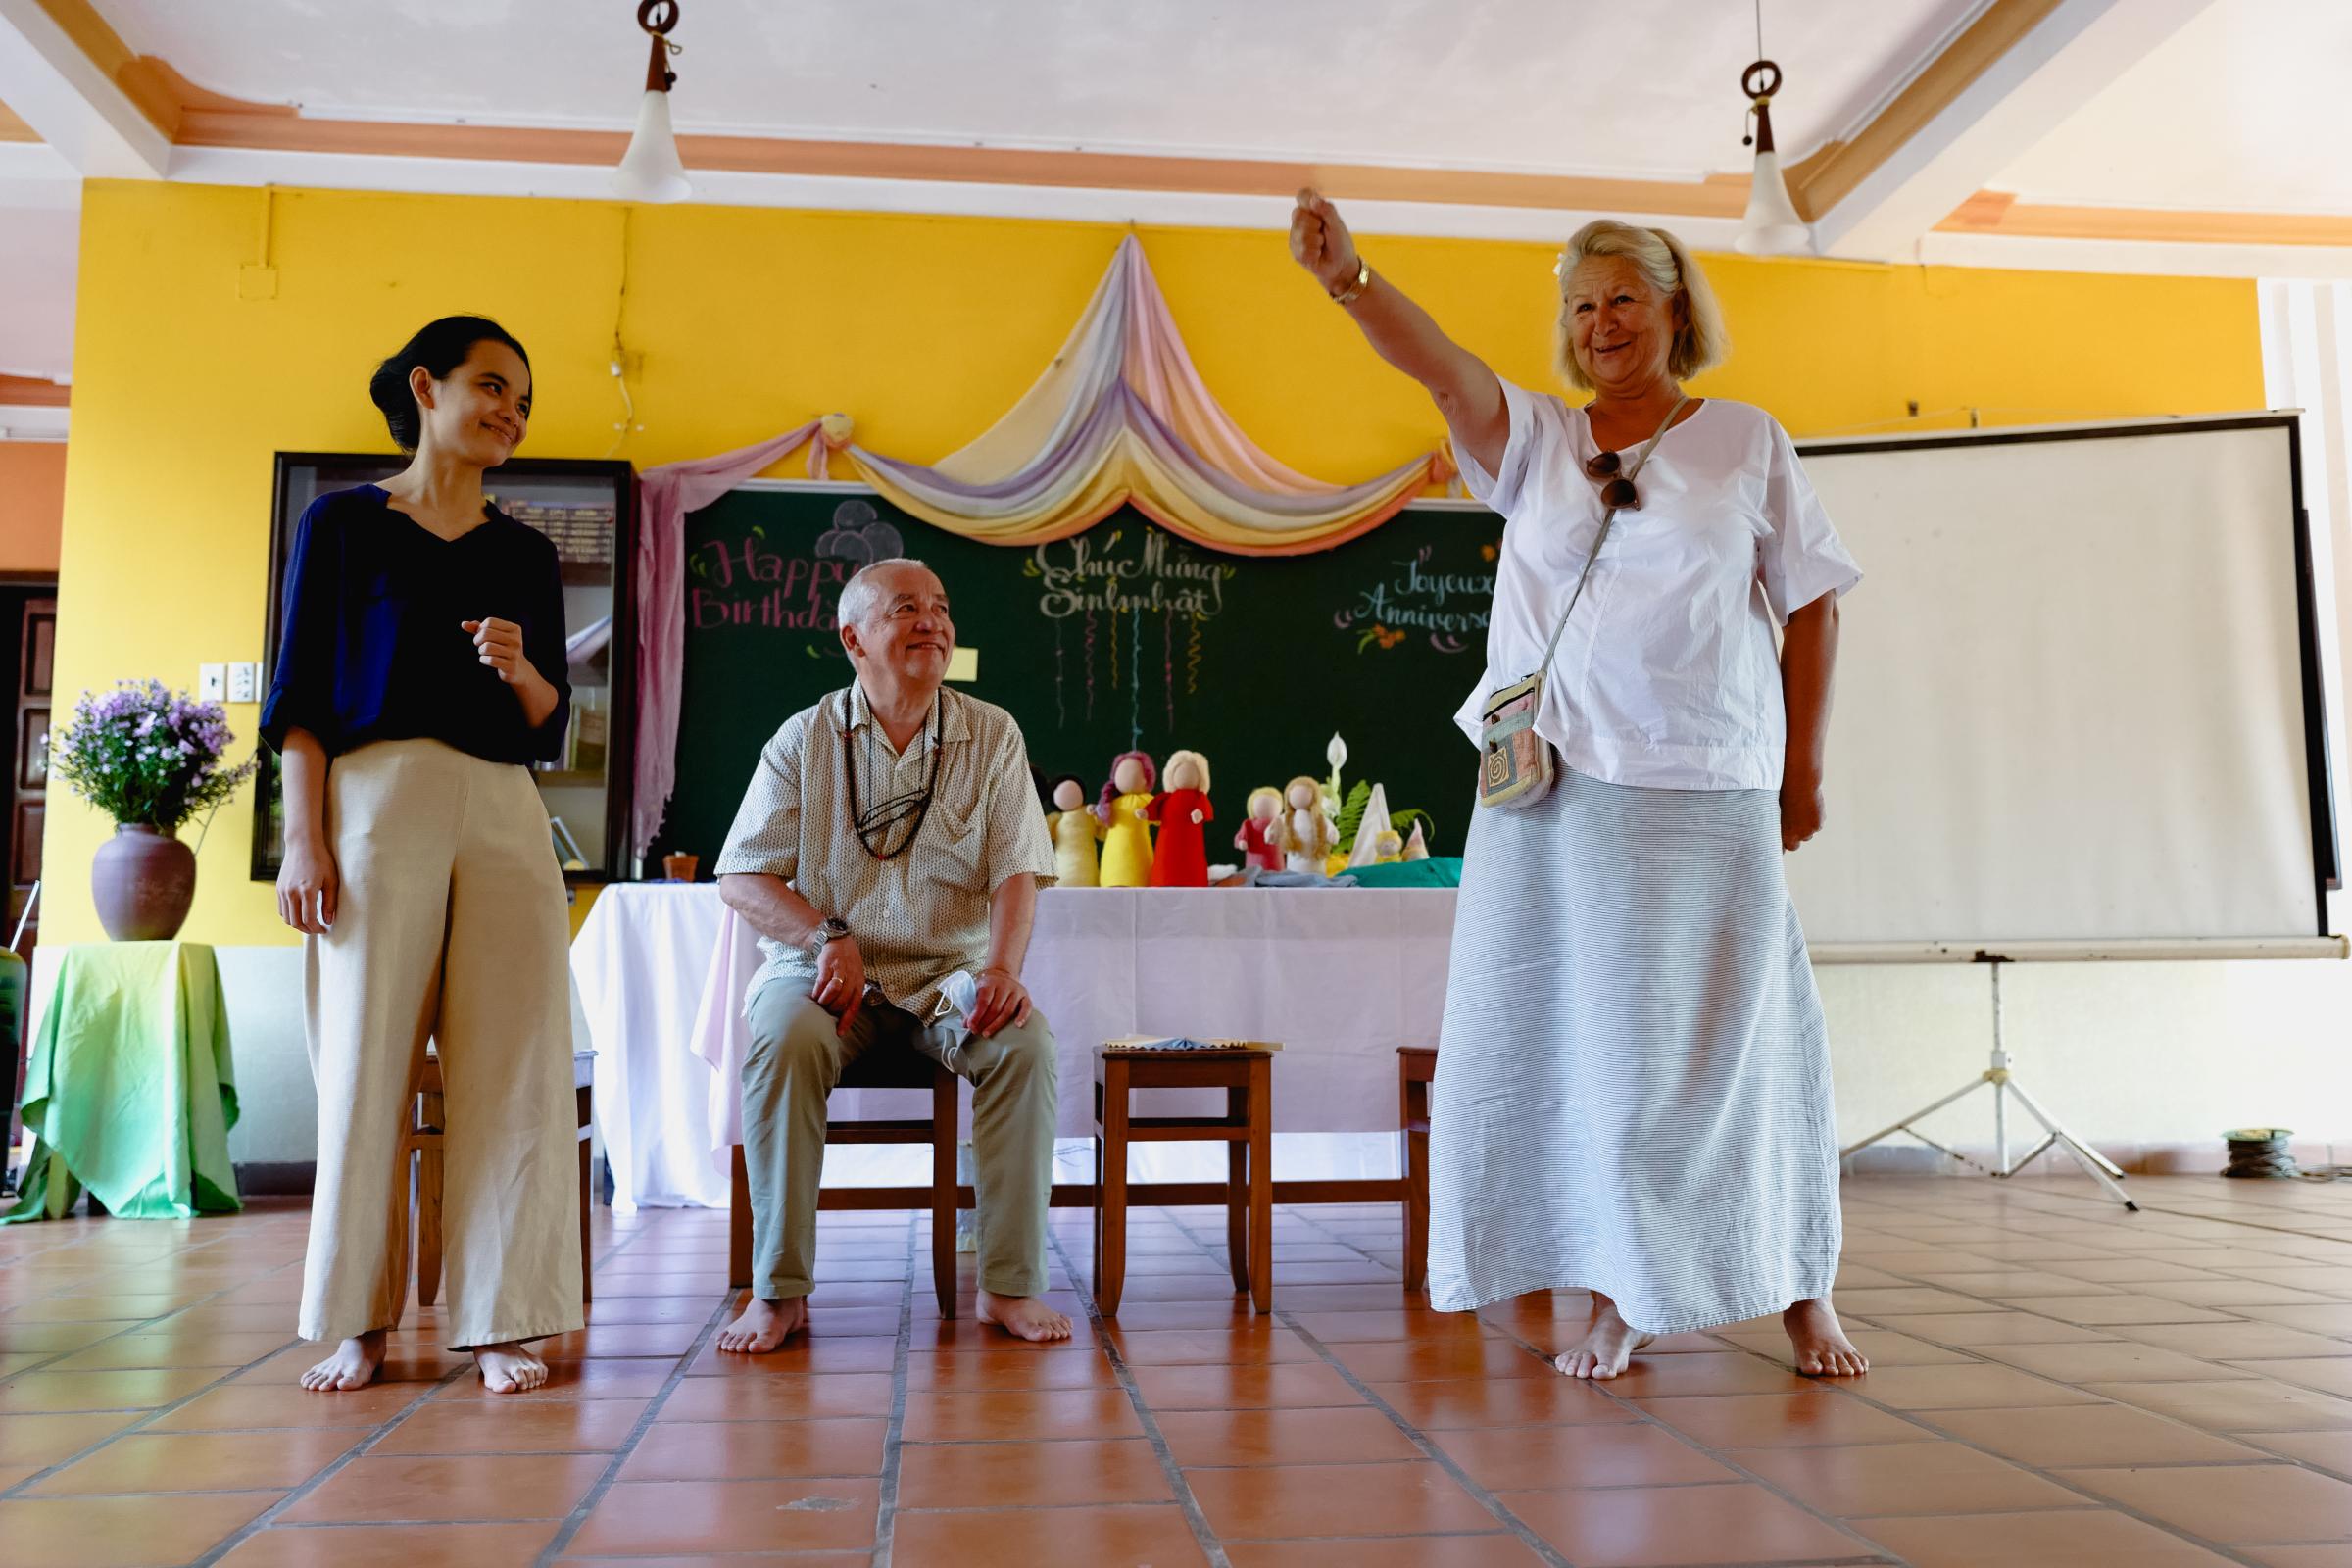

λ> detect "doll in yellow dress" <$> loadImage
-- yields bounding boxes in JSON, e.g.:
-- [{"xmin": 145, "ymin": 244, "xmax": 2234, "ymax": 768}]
[
  {"xmin": 1095, "ymin": 751, "xmax": 1157, "ymax": 888},
  {"xmin": 1045, "ymin": 776, "xmax": 1104, "ymax": 887}
]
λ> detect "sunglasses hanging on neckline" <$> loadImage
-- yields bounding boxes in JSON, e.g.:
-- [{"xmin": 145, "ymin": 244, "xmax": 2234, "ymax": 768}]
[{"xmin": 1583, "ymin": 449, "xmax": 1641, "ymax": 511}]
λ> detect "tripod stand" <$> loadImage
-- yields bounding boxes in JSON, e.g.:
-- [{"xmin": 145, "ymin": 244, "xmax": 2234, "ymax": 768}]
[{"xmin": 1840, "ymin": 956, "xmax": 2136, "ymax": 1211}]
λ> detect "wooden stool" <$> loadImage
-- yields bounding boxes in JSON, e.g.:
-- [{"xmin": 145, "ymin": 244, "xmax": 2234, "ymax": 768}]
[
  {"xmin": 411, "ymin": 1049, "xmax": 595, "ymax": 1307},
  {"xmin": 1398, "ymin": 1047, "xmax": 1438, "ymax": 1290},
  {"xmin": 727, "ymin": 1050, "xmax": 958, "ymax": 1318},
  {"xmin": 1093, "ymin": 1044, "xmax": 1275, "ymax": 1316}
]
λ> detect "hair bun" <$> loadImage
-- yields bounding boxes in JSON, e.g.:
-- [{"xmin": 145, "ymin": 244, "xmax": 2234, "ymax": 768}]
[{"xmin": 368, "ymin": 359, "xmax": 422, "ymax": 451}]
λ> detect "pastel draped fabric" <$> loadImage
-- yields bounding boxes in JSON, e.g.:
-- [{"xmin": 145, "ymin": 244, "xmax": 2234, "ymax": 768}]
[
  {"xmin": 630, "ymin": 419, "xmax": 840, "ymax": 857},
  {"xmin": 842, "ymin": 236, "xmax": 1449, "ymax": 554},
  {"xmin": 629, "ymin": 236, "xmax": 1450, "ymax": 858}
]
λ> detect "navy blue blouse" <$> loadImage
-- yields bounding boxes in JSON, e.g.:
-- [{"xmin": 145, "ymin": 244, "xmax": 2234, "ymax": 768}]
[{"xmin": 260, "ymin": 485, "xmax": 571, "ymax": 765}]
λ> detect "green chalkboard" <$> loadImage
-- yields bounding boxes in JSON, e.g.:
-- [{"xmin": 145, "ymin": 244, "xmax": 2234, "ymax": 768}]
[{"xmin": 650, "ymin": 488, "xmax": 1505, "ymax": 865}]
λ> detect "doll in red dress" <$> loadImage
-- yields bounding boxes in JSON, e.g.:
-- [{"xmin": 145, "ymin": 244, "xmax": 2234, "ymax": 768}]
[
  {"xmin": 1234, "ymin": 785, "xmax": 1284, "ymax": 873},
  {"xmin": 1145, "ymin": 749, "xmax": 1214, "ymax": 888}
]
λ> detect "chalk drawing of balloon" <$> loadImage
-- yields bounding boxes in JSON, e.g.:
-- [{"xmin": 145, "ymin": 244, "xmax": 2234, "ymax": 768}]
[{"xmin": 814, "ymin": 499, "xmax": 904, "ymax": 567}]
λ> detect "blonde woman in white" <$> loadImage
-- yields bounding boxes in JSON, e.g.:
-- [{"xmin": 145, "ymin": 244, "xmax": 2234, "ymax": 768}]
[{"xmin": 1289, "ymin": 191, "xmax": 1867, "ymax": 1380}]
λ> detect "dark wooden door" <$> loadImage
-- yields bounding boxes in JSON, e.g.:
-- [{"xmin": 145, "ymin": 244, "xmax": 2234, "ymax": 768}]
[{"xmin": 2, "ymin": 594, "xmax": 53, "ymax": 955}]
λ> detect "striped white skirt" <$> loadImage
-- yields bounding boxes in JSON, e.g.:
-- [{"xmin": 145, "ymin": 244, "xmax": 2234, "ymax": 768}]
[{"xmin": 1426, "ymin": 765, "xmax": 1841, "ymax": 1334}]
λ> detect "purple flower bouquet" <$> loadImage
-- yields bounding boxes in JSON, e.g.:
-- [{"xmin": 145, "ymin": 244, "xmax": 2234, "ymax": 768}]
[{"xmin": 52, "ymin": 679, "xmax": 258, "ymax": 832}]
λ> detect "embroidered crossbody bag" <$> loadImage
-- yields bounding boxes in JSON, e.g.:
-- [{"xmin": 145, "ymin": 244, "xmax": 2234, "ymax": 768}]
[{"xmin": 1477, "ymin": 395, "xmax": 1690, "ymax": 810}]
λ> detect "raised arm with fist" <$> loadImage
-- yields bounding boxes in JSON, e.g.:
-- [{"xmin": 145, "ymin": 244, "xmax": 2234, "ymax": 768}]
[
  {"xmin": 1290, "ymin": 188, "xmax": 1363, "ymax": 299},
  {"xmin": 1286, "ymin": 188, "xmax": 1507, "ymax": 474}
]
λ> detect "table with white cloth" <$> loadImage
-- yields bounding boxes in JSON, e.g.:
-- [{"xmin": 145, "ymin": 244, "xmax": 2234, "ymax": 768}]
[{"xmin": 570, "ymin": 882, "xmax": 1457, "ymax": 1210}]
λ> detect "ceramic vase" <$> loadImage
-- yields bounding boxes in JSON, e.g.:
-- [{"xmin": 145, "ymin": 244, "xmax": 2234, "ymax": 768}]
[{"xmin": 91, "ymin": 822, "xmax": 196, "ymax": 942}]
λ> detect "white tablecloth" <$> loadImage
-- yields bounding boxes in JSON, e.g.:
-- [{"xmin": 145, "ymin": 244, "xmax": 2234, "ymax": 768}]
[
  {"xmin": 571, "ymin": 884, "xmax": 735, "ymax": 1211},
  {"xmin": 573, "ymin": 883, "xmax": 1459, "ymax": 1209}
]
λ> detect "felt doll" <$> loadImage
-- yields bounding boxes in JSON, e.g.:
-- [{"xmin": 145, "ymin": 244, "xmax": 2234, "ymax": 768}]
[
  {"xmin": 1146, "ymin": 750, "xmax": 1214, "ymax": 887},
  {"xmin": 1045, "ymin": 776, "xmax": 1103, "ymax": 888},
  {"xmin": 1402, "ymin": 821, "xmax": 1431, "ymax": 860},
  {"xmin": 1373, "ymin": 828, "xmax": 1405, "ymax": 864},
  {"xmin": 1096, "ymin": 751, "xmax": 1157, "ymax": 888},
  {"xmin": 1234, "ymin": 785, "xmax": 1284, "ymax": 874},
  {"xmin": 1270, "ymin": 774, "xmax": 1338, "ymax": 876}
]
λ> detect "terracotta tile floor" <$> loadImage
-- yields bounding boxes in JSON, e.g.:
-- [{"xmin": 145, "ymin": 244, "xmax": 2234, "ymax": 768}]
[{"xmin": 0, "ymin": 1175, "xmax": 2349, "ymax": 1564}]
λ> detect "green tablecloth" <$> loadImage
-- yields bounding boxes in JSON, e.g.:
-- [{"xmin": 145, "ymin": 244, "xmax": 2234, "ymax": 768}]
[
  {"xmin": 2, "ymin": 941, "xmax": 241, "ymax": 1222},
  {"xmin": 1347, "ymin": 857, "xmax": 1463, "ymax": 889}
]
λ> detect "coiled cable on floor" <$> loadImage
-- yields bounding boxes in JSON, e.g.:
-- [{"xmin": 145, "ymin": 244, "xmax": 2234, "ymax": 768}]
[{"xmin": 2222, "ymin": 1128, "xmax": 2350, "ymax": 1181}]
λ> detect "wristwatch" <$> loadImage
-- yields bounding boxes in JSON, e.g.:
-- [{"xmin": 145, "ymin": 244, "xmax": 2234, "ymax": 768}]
[
  {"xmin": 1330, "ymin": 257, "xmax": 1371, "ymax": 307},
  {"xmin": 809, "ymin": 917, "xmax": 851, "ymax": 957}
]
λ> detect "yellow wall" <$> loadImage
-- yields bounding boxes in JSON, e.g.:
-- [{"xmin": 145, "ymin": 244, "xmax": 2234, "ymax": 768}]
[{"xmin": 52, "ymin": 179, "xmax": 2267, "ymax": 947}]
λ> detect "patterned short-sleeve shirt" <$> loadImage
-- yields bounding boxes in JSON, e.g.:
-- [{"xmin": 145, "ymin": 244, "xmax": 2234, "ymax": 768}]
[{"xmin": 713, "ymin": 682, "xmax": 1058, "ymax": 1021}]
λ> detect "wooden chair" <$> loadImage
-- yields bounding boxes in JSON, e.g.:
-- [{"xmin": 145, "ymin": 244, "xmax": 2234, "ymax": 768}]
[
  {"xmin": 1093, "ymin": 1044, "xmax": 1275, "ymax": 1315},
  {"xmin": 727, "ymin": 1049, "xmax": 958, "ymax": 1318},
  {"xmin": 1398, "ymin": 1046, "xmax": 1438, "ymax": 1290},
  {"xmin": 411, "ymin": 1049, "xmax": 596, "ymax": 1307}
]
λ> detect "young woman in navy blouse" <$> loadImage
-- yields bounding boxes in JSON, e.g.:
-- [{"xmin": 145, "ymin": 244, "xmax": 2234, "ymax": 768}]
[{"xmin": 263, "ymin": 317, "xmax": 582, "ymax": 1394}]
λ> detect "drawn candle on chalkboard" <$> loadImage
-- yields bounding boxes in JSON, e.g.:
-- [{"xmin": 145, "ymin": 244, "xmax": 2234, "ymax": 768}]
[{"xmin": 1334, "ymin": 543, "xmax": 1495, "ymax": 654}]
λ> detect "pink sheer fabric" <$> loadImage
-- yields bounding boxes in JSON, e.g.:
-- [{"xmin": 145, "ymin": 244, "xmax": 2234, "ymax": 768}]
[{"xmin": 629, "ymin": 420, "xmax": 834, "ymax": 858}]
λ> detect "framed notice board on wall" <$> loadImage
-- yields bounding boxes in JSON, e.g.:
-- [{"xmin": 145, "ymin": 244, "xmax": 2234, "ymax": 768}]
[
  {"xmin": 250, "ymin": 454, "xmax": 639, "ymax": 884},
  {"xmin": 650, "ymin": 485, "xmax": 1503, "ymax": 868}
]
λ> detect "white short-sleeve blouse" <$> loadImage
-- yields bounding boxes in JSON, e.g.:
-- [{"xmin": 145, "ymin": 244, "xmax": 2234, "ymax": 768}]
[{"xmin": 1452, "ymin": 380, "xmax": 1861, "ymax": 792}]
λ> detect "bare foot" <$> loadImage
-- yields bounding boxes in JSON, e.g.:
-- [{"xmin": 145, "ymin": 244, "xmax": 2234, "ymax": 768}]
[
  {"xmin": 1784, "ymin": 1298, "xmax": 1869, "ymax": 1377},
  {"xmin": 717, "ymin": 1295, "xmax": 807, "ymax": 1353},
  {"xmin": 300, "ymin": 1329, "xmax": 386, "ymax": 1391},
  {"xmin": 1553, "ymin": 1294, "xmax": 1652, "ymax": 1381},
  {"xmin": 473, "ymin": 1343, "xmax": 549, "ymax": 1393},
  {"xmin": 977, "ymin": 1290, "xmax": 1072, "ymax": 1342}
]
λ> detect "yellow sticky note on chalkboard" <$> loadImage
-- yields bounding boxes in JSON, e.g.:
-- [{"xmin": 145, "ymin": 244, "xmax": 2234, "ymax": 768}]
[{"xmin": 947, "ymin": 647, "xmax": 980, "ymax": 682}]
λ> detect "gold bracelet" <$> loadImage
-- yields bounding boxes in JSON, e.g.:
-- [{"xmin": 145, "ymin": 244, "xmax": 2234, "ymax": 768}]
[{"xmin": 1330, "ymin": 258, "xmax": 1371, "ymax": 307}]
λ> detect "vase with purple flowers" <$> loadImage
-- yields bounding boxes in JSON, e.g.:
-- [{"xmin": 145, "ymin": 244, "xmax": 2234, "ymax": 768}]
[{"xmin": 51, "ymin": 680, "xmax": 258, "ymax": 941}]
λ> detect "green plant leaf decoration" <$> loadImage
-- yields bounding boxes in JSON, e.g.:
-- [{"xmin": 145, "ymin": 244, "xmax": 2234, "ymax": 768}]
[{"xmin": 1334, "ymin": 780, "xmax": 1372, "ymax": 850}]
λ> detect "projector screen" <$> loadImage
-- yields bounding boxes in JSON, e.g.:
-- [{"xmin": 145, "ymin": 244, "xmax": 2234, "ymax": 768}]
[{"xmin": 1783, "ymin": 416, "xmax": 2332, "ymax": 946}]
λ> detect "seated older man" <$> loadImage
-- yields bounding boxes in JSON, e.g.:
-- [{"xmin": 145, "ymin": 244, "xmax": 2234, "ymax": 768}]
[{"xmin": 712, "ymin": 557, "xmax": 1068, "ymax": 1348}]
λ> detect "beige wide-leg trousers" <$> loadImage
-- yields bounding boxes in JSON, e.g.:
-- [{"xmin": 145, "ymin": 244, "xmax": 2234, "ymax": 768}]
[
  {"xmin": 744, "ymin": 981, "xmax": 1057, "ymax": 1301},
  {"xmin": 297, "ymin": 738, "xmax": 584, "ymax": 1349}
]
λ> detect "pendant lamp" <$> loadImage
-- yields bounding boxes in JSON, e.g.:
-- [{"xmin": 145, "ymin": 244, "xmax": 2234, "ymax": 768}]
[
  {"xmin": 614, "ymin": 0, "xmax": 691, "ymax": 203},
  {"xmin": 1736, "ymin": 58, "xmax": 1811, "ymax": 256}
]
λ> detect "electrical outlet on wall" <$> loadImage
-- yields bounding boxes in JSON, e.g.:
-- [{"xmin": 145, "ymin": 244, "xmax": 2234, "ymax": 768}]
[
  {"xmin": 199, "ymin": 663, "xmax": 226, "ymax": 702},
  {"xmin": 226, "ymin": 662, "xmax": 260, "ymax": 703}
]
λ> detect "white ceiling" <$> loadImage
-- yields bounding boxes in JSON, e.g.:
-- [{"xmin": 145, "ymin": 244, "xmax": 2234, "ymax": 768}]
[
  {"xmin": 94, "ymin": 0, "xmax": 1981, "ymax": 180},
  {"xmin": 0, "ymin": 193, "xmax": 77, "ymax": 385},
  {"xmin": 1990, "ymin": 0, "xmax": 2352, "ymax": 214},
  {"xmin": 8, "ymin": 0, "xmax": 2352, "ymax": 401}
]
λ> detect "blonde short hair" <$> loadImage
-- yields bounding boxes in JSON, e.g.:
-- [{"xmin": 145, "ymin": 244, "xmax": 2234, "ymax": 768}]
[
  {"xmin": 1163, "ymin": 749, "xmax": 1211, "ymax": 796},
  {"xmin": 1552, "ymin": 220, "xmax": 1730, "ymax": 391}
]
